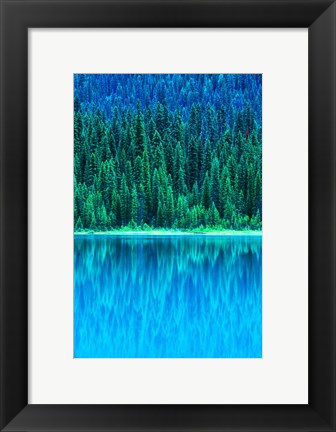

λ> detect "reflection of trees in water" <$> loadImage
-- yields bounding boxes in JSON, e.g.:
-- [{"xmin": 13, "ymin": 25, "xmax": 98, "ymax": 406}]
[{"xmin": 74, "ymin": 236, "xmax": 262, "ymax": 358}]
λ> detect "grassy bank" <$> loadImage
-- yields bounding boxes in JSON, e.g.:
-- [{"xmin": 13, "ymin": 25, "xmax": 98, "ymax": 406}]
[{"xmin": 74, "ymin": 228, "xmax": 262, "ymax": 236}]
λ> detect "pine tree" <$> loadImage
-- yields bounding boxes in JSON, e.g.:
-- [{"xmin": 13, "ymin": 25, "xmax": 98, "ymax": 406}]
[
  {"xmin": 223, "ymin": 177, "xmax": 233, "ymax": 221},
  {"xmin": 74, "ymin": 110, "xmax": 83, "ymax": 155},
  {"xmin": 173, "ymin": 112, "xmax": 184, "ymax": 145},
  {"xmin": 254, "ymin": 170, "xmax": 262, "ymax": 217},
  {"xmin": 202, "ymin": 172, "xmax": 211, "ymax": 210},
  {"xmin": 191, "ymin": 181, "xmax": 199, "ymax": 207},
  {"xmin": 75, "ymin": 216, "xmax": 83, "ymax": 231},
  {"xmin": 178, "ymin": 167, "xmax": 187, "ymax": 196},
  {"xmin": 166, "ymin": 186, "xmax": 174, "ymax": 227},
  {"xmin": 132, "ymin": 101, "xmax": 147, "ymax": 158},
  {"xmin": 210, "ymin": 157, "xmax": 220, "ymax": 210},
  {"xmin": 142, "ymin": 146, "xmax": 152, "ymax": 219},
  {"xmin": 120, "ymin": 174, "xmax": 130, "ymax": 225},
  {"xmin": 157, "ymin": 199, "xmax": 164, "ymax": 227},
  {"xmin": 99, "ymin": 205, "xmax": 108, "ymax": 230},
  {"xmin": 188, "ymin": 137, "xmax": 198, "ymax": 189},
  {"xmin": 138, "ymin": 183, "xmax": 146, "ymax": 223},
  {"xmin": 90, "ymin": 211, "xmax": 97, "ymax": 230},
  {"xmin": 131, "ymin": 186, "xmax": 139, "ymax": 225},
  {"xmin": 133, "ymin": 156, "xmax": 142, "ymax": 188},
  {"xmin": 152, "ymin": 130, "xmax": 162, "ymax": 169},
  {"xmin": 173, "ymin": 142, "xmax": 184, "ymax": 190},
  {"xmin": 152, "ymin": 169, "xmax": 160, "ymax": 218}
]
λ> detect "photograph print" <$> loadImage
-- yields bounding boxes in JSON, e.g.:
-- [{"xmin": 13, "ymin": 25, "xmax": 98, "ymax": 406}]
[{"xmin": 74, "ymin": 74, "xmax": 262, "ymax": 358}]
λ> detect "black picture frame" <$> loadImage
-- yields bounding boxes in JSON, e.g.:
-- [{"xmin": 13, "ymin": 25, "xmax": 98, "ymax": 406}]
[{"xmin": 1, "ymin": 1, "xmax": 335, "ymax": 431}]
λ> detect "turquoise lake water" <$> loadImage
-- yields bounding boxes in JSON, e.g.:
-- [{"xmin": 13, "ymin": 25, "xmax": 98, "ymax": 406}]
[{"xmin": 74, "ymin": 235, "xmax": 262, "ymax": 358}]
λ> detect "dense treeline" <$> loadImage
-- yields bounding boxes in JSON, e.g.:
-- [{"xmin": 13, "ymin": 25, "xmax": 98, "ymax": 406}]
[{"xmin": 74, "ymin": 74, "xmax": 262, "ymax": 231}]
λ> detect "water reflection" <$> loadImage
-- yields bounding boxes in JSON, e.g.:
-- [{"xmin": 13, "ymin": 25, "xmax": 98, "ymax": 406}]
[{"xmin": 74, "ymin": 235, "xmax": 262, "ymax": 358}]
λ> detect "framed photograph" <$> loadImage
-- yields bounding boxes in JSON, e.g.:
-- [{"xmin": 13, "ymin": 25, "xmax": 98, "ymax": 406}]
[
  {"xmin": 0, "ymin": 0, "xmax": 335, "ymax": 431},
  {"xmin": 73, "ymin": 72, "xmax": 263, "ymax": 360}
]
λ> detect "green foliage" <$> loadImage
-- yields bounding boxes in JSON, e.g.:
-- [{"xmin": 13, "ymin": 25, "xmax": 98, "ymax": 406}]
[{"xmin": 74, "ymin": 75, "xmax": 262, "ymax": 232}]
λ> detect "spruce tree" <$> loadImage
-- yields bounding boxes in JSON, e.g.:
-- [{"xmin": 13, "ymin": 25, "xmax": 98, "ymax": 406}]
[
  {"xmin": 131, "ymin": 186, "xmax": 139, "ymax": 225},
  {"xmin": 120, "ymin": 174, "xmax": 130, "ymax": 225},
  {"xmin": 210, "ymin": 157, "xmax": 220, "ymax": 210},
  {"xmin": 202, "ymin": 172, "xmax": 212, "ymax": 210},
  {"xmin": 133, "ymin": 101, "xmax": 147, "ymax": 158}
]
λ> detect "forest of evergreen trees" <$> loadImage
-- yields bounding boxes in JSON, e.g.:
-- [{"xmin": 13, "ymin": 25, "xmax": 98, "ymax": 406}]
[{"xmin": 74, "ymin": 74, "xmax": 262, "ymax": 232}]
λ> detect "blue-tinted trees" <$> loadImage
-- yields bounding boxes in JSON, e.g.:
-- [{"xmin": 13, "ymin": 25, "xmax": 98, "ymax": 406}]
[{"xmin": 74, "ymin": 74, "xmax": 262, "ymax": 231}]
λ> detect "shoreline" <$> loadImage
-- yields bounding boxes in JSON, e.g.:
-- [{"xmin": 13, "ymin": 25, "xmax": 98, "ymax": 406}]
[{"xmin": 74, "ymin": 230, "xmax": 262, "ymax": 236}]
